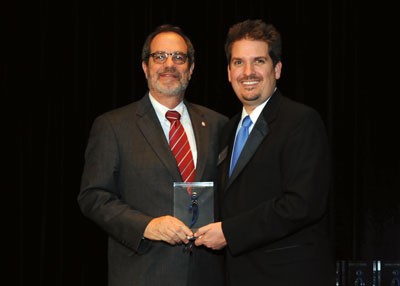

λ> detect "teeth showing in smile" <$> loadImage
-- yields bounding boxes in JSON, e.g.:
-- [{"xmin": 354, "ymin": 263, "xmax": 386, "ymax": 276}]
[{"xmin": 242, "ymin": 81, "xmax": 259, "ymax": 85}]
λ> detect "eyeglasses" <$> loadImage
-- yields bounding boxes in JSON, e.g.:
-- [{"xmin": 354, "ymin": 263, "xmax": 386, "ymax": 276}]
[{"xmin": 149, "ymin": 51, "xmax": 188, "ymax": 65}]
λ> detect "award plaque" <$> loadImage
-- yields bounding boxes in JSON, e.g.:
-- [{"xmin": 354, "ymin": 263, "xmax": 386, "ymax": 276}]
[{"xmin": 173, "ymin": 182, "xmax": 214, "ymax": 232}]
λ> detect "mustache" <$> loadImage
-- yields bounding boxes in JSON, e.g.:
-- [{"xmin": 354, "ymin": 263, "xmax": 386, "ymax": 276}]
[
  {"xmin": 157, "ymin": 67, "xmax": 181, "ymax": 79},
  {"xmin": 238, "ymin": 74, "xmax": 261, "ymax": 81}
]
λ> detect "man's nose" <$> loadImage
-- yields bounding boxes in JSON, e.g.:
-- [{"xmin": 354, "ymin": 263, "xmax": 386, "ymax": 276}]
[
  {"xmin": 243, "ymin": 63, "xmax": 255, "ymax": 76},
  {"xmin": 164, "ymin": 54, "xmax": 175, "ymax": 67}
]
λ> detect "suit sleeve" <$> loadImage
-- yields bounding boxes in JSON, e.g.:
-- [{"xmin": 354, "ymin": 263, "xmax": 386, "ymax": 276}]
[
  {"xmin": 222, "ymin": 110, "xmax": 331, "ymax": 255},
  {"xmin": 78, "ymin": 115, "xmax": 153, "ymax": 253}
]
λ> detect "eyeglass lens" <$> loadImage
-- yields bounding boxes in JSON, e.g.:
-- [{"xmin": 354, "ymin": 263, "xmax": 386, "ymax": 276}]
[{"xmin": 150, "ymin": 52, "xmax": 187, "ymax": 64}]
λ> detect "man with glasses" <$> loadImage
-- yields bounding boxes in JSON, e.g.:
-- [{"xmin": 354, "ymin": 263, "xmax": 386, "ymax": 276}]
[{"xmin": 78, "ymin": 24, "xmax": 227, "ymax": 286}]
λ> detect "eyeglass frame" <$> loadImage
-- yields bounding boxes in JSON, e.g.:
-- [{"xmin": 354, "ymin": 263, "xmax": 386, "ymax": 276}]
[{"xmin": 148, "ymin": 51, "xmax": 189, "ymax": 65}]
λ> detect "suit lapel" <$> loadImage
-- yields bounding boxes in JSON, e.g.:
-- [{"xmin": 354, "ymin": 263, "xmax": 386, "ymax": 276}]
[
  {"xmin": 186, "ymin": 101, "xmax": 208, "ymax": 182},
  {"xmin": 136, "ymin": 94, "xmax": 182, "ymax": 182},
  {"xmin": 225, "ymin": 90, "xmax": 282, "ymax": 191}
]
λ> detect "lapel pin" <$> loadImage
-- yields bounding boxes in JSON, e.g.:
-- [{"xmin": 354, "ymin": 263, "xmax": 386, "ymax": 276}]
[{"xmin": 201, "ymin": 121, "xmax": 206, "ymax": 127}]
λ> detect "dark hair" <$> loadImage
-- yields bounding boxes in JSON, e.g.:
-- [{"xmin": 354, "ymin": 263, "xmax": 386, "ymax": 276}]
[
  {"xmin": 141, "ymin": 24, "xmax": 195, "ymax": 66},
  {"xmin": 224, "ymin": 19, "xmax": 281, "ymax": 66}
]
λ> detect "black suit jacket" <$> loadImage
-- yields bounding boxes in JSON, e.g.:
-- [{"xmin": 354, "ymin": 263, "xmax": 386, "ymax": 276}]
[
  {"xmin": 78, "ymin": 94, "xmax": 228, "ymax": 286},
  {"xmin": 218, "ymin": 90, "xmax": 335, "ymax": 286}
]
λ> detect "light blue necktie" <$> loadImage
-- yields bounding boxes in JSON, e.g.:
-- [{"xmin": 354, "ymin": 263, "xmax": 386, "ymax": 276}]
[{"xmin": 230, "ymin": 115, "xmax": 253, "ymax": 177}]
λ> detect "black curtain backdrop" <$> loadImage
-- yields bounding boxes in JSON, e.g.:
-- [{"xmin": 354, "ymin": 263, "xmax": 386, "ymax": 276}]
[{"xmin": 6, "ymin": 0, "xmax": 399, "ymax": 285}]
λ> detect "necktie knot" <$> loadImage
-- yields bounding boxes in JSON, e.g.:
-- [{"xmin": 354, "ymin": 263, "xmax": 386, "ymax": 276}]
[
  {"xmin": 242, "ymin": 115, "xmax": 252, "ymax": 128},
  {"xmin": 229, "ymin": 115, "xmax": 253, "ymax": 177},
  {"xmin": 166, "ymin": 110, "xmax": 181, "ymax": 123}
]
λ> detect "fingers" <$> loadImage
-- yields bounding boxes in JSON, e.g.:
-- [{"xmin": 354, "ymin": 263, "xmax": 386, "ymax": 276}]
[
  {"xmin": 144, "ymin": 216, "xmax": 193, "ymax": 245},
  {"xmin": 194, "ymin": 233, "xmax": 206, "ymax": 247},
  {"xmin": 194, "ymin": 224, "xmax": 212, "ymax": 246},
  {"xmin": 193, "ymin": 222, "xmax": 227, "ymax": 250},
  {"xmin": 194, "ymin": 225, "xmax": 209, "ymax": 238}
]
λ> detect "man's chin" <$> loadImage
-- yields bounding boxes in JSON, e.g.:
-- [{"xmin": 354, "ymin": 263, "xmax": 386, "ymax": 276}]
[
  {"xmin": 155, "ymin": 85, "xmax": 185, "ymax": 96},
  {"xmin": 242, "ymin": 94, "xmax": 261, "ymax": 102}
]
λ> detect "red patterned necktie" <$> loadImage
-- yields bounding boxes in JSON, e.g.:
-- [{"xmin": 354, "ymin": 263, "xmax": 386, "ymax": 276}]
[{"xmin": 166, "ymin": 110, "xmax": 196, "ymax": 186}]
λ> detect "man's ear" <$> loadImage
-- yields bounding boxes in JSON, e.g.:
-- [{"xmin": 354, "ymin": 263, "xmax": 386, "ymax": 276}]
[
  {"xmin": 188, "ymin": 62, "xmax": 195, "ymax": 79},
  {"xmin": 274, "ymin": 61, "xmax": 282, "ymax": 80}
]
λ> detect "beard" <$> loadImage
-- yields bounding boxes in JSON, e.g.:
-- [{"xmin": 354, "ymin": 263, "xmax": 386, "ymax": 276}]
[
  {"xmin": 242, "ymin": 92, "xmax": 261, "ymax": 102},
  {"xmin": 146, "ymin": 66, "xmax": 190, "ymax": 96}
]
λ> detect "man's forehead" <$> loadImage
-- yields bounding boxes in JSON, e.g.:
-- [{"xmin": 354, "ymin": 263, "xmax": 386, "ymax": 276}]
[
  {"xmin": 150, "ymin": 32, "xmax": 188, "ymax": 52},
  {"xmin": 232, "ymin": 39, "xmax": 268, "ymax": 50},
  {"xmin": 231, "ymin": 40, "xmax": 268, "ymax": 55}
]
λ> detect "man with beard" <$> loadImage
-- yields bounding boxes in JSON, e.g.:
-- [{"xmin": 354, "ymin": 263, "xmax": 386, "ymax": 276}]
[
  {"xmin": 78, "ymin": 24, "xmax": 227, "ymax": 286},
  {"xmin": 194, "ymin": 19, "xmax": 335, "ymax": 285}
]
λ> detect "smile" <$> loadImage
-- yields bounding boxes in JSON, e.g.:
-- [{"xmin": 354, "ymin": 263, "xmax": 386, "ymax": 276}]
[
  {"xmin": 158, "ymin": 73, "xmax": 180, "ymax": 82},
  {"xmin": 160, "ymin": 73, "xmax": 178, "ymax": 78},
  {"xmin": 242, "ymin": 80, "xmax": 259, "ymax": 85}
]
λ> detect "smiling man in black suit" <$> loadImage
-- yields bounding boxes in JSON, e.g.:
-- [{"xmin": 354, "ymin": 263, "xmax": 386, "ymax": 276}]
[{"xmin": 195, "ymin": 19, "xmax": 335, "ymax": 286}]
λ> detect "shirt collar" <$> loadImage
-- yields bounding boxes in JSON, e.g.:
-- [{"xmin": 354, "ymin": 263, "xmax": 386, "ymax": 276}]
[{"xmin": 148, "ymin": 92, "xmax": 185, "ymax": 120}]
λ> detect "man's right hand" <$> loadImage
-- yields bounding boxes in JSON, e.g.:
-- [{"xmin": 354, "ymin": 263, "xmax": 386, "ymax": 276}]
[{"xmin": 143, "ymin": 215, "xmax": 193, "ymax": 245}]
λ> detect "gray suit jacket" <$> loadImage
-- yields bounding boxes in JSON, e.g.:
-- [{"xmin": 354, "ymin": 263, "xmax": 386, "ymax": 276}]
[{"xmin": 78, "ymin": 94, "xmax": 228, "ymax": 286}]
